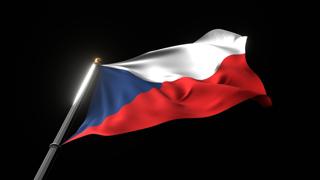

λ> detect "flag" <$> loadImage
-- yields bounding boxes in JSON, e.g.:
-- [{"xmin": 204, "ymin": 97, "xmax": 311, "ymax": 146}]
[{"xmin": 66, "ymin": 29, "xmax": 271, "ymax": 143}]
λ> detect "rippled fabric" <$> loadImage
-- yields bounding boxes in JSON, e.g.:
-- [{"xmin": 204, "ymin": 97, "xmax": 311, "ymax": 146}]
[{"xmin": 104, "ymin": 29, "xmax": 247, "ymax": 83}]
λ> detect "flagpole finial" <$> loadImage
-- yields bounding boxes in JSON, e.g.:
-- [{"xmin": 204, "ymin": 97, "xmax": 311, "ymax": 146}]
[{"xmin": 94, "ymin": 57, "xmax": 102, "ymax": 64}]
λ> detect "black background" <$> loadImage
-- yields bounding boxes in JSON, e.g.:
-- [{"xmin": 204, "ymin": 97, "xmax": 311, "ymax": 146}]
[{"xmin": 17, "ymin": 3, "xmax": 278, "ymax": 179}]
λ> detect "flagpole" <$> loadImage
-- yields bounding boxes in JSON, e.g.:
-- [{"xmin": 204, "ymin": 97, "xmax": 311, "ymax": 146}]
[{"xmin": 34, "ymin": 58, "xmax": 102, "ymax": 180}]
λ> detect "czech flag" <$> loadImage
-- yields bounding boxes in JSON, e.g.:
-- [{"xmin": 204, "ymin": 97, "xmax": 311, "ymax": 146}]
[{"xmin": 66, "ymin": 29, "xmax": 271, "ymax": 143}]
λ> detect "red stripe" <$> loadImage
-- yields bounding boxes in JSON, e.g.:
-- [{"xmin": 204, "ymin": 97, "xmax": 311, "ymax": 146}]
[{"xmin": 66, "ymin": 54, "xmax": 271, "ymax": 143}]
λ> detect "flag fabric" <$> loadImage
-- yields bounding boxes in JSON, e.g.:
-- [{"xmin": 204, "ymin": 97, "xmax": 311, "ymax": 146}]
[{"xmin": 66, "ymin": 29, "xmax": 271, "ymax": 143}]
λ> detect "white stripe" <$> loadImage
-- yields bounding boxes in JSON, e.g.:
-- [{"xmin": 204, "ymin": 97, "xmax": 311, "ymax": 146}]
[{"xmin": 103, "ymin": 29, "xmax": 247, "ymax": 83}]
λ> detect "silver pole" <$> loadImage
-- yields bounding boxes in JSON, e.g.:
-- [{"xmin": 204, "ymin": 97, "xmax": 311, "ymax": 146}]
[{"xmin": 34, "ymin": 58, "xmax": 102, "ymax": 180}]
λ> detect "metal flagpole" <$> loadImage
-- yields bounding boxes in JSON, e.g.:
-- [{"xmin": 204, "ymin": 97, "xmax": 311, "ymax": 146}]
[{"xmin": 34, "ymin": 58, "xmax": 102, "ymax": 180}]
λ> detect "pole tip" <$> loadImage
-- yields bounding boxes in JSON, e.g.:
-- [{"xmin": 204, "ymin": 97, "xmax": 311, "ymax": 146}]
[{"xmin": 94, "ymin": 57, "xmax": 102, "ymax": 64}]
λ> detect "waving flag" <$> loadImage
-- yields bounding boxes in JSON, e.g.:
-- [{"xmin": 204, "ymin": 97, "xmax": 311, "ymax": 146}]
[{"xmin": 66, "ymin": 29, "xmax": 271, "ymax": 143}]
